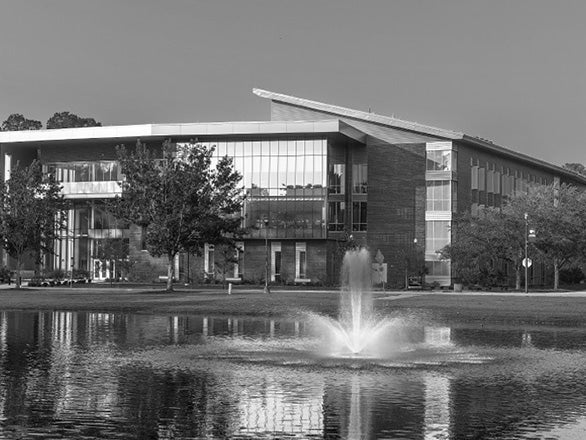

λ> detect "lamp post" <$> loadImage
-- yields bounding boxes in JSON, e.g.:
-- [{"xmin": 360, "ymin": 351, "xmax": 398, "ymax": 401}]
[
  {"xmin": 404, "ymin": 238, "xmax": 418, "ymax": 290},
  {"xmin": 524, "ymin": 212, "xmax": 528, "ymax": 294},
  {"xmin": 263, "ymin": 218, "xmax": 271, "ymax": 295}
]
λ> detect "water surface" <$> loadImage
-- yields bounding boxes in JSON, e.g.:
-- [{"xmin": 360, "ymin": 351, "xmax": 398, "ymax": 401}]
[{"xmin": 1, "ymin": 311, "xmax": 586, "ymax": 439}]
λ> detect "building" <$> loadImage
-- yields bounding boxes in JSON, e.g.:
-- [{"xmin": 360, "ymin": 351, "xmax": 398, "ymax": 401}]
[{"xmin": 1, "ymin": 89, "xmax": 585, "ymax": 287}]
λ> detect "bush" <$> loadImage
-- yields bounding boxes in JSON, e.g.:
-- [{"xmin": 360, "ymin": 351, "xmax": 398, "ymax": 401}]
[
  {"xmin": 45, "ymin": 268, "xmax": 66, "ymax": 280},
  {"xmin": 73, "ymin": 269, "xmax": 90, "ymax": 279},
  {"xmin": 0, "ymin": 267, "xmax": 11, "ymax": 283}
]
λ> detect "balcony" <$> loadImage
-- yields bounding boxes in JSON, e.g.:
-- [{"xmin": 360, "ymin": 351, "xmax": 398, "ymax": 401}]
[{"xmin": 61, "ymin": 181, "xmax": 121, "ymax": 199}]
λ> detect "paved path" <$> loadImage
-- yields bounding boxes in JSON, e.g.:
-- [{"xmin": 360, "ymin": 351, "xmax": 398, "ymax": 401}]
[
  {"xmin": 376, "ymin": 289, "xmax": 586, "ymax": 299},
  {"xmin": 2, "ymin": 282, "xmax": 586, "ymax": 298}
]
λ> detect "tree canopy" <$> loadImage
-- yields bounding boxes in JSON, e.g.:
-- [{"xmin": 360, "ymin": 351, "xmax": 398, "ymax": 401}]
[
  {"xmin": 441, "ymin": 209, "xmax": 526, "ymax": 289},
  {"xmin": 111, "ymin": 140, "xmax": 244, "ymax": 291},
  {"xmin": 563, "ymin": 163, "xmax": 586, "ymax": 176},
  {"xmin": 441, "ymin": 183, "xmax": 586, "ymax": 290},
  {"xmin": 46, "ymin": 111, "xmax": 101, "ymax": 129},
  {"xmin": 0, "ymin": 161, "xmax": 67, "ymax": 288},
  {"xmin": 506, "ymin": 184, "xmax": 586, "ymax": 289},
  {"xmin": 1, "ymin": 113, "xmax": 42, "ymax": 131}
]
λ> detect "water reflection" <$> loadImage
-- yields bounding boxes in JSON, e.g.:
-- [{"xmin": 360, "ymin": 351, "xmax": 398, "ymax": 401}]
[
  {"xmin": 424, "ymin": 375, "xmax": 451, "ymax": 440},
  {"xmin": 1, "ymin": 311, "xmax": 586, "ymax": 438}
]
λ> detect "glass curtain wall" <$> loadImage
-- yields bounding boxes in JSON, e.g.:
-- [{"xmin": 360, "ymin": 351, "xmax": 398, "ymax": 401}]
[
  {"xmin": 180, "ymin": 138, "xmax": 327, "ymax": 239},
  {"xmin": 51, "ymin": 202, "xmax": 129, "ymax": 280},
  {"xmin": 45, "ymin": 161, "xmax": 119, "ymax": 182}
]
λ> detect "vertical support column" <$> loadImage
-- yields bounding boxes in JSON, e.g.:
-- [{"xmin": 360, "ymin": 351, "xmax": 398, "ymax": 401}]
[{"xmin": 2, "ymin": 154, "xmax": 11, "ymax": 266}]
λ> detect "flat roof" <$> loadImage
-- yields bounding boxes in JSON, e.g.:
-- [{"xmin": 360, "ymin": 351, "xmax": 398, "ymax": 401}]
[{"xmin": 0, "ymin": 119, "xmax": 366, "ymax": 144}]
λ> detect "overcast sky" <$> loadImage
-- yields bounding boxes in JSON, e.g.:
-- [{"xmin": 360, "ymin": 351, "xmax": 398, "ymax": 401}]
[{"xmin": 1, "ymin": 0, "xmax": 585, "ymax": 166}]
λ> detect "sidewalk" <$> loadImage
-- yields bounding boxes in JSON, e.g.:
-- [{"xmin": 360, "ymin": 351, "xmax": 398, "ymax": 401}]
[{"xmin": 376, "ymin": 289, "xmax": 586, "ymax": 300}]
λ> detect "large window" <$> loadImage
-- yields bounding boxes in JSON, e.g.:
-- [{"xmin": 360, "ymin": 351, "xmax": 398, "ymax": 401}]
[
  {"xmin": 425, "ymin": 221, "xmax": 451, "ymax": 255},
  {"xmin": 425, "ymin": 260, "xmax": 451, "ymax": 276},
  {"xmin": 296, "ymin": 242, "xmax": 307, "ymax": 280},
  {"xmin": 204, "ymin": 244, "xmax": 215, "ymax": 277},
  {"xmin": 426, "ymin": 151, "xmax": 455, "ymax": 172},
  {"xmin": 181, "ymin": 139, "xmax": 327, "ymax": 239},
  {"xmin": 328, "ymin": 164, "xmax": 345, "ymax": 194},
  {"xmin": 426, "ymin": 181, "xmax": 451, "ymax": 211},
  {"xmin": 328, "ymin": 202, "xmax": 346, "ymax": 231},
  {"xmin": 271, "ymin": 242, "xmax": 282, "ymax": 282},
  {"xmin": 93, "ymin": 206, "xmax": 125, "ymax": 230},
  {"xmin": 46, "ymin": 161, "xmax": 119, "ymax": 182},
  {"xmin": 352, "ymin": 164, "xmax": 367, "ymax": 194},
  {"xmin": 352, "ymin": 202, "xmax": 367, "ymax": 231}
]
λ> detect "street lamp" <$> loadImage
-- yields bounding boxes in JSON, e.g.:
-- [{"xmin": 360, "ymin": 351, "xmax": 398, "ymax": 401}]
[
  {"xmin": 524, "ymin": 213, "xmax": 528, "ymax": 294},
  {"xmin": 263, "ymin": 218, "xmax": 271, "ymax": 295},
  {"xmin": 405, "ymin": 238, "xmax": 418, "ymax": 290}
]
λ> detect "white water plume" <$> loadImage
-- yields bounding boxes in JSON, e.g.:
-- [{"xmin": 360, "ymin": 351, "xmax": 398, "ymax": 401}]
[{"xmin": 309, "ymin": 248, "xmax": 398, "ymax": 357}]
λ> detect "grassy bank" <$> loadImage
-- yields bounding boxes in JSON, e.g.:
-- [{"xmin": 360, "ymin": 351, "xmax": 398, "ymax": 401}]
[{"xmin": 1, "ymin": 286, "xmax": 586, "ymax": 326}]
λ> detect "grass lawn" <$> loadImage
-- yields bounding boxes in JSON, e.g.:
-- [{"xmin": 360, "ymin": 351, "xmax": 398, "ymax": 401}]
[{"xmin": 1, "ymin": 286, "xmax": 586, "ymax": 326}]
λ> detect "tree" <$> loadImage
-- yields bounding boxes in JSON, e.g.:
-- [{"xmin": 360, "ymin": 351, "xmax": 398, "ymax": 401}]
[
  {"xmin": 46, "ymin": 111, "xmax": 101, "ymax": 129},
  {"xmin": 441, "ymin": 209, "xmax": 526, "ymax": 289},
  {"xmin": 213, "ymin": 242, "xmax": 241, "ymax": 289},
  {"xmin": 0, "ymin": 161, "xmax": 67, "ymax": 288},
  {"xmin": 506, "ymin": 184, "xmax": 586, "ymax": 290},
  {"xmin": 112, "ymin": 140, "xmax": 244, "ymax": 291},
  {"xmin": 1, "ymin": 114, "xmax": 42, "ymax": 131},
  {"xmin": 563, "ymin": 163, "xmax": 586, "ymax": 176},
  {"xmin": 442, "ymin": 184, "xmax": 586, "ymax": 291}
]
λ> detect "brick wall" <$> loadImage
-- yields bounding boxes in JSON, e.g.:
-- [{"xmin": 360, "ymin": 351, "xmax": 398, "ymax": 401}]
[
  {"xmin": 181, "ymin": 239, "xmax": 330, "ymax": 285},
  {"xmin": 455, "ymin": 142, "xmax": 573, "ymax": 212},
  {"xmin": 367, "ymin": 141, "xmax": 426, "ymax": 288}
]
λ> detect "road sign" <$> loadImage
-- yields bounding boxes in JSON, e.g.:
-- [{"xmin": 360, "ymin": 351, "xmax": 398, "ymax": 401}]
[{"xmin": 522, "ymin": 258, "xmax": 533, "ymax": 268}]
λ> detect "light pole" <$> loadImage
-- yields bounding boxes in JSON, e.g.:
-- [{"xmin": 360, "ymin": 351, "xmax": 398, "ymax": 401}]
[
  {"xmin": 263, "ymin": 218, "xmax": 271, "ymax": 294},
  {"xmin": 524, "ymin": 212, "xmax": 528, "ymax": 294},
  {"xmin": 404, "ymin": 238, "xmax": 418, "ymax": 289}
]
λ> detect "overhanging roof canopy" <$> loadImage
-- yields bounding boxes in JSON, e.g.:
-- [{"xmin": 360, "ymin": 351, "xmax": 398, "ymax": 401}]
[
  {"xmin": 253, "ymin": 88, "xmax": 586, "ymax": 185},
  {"xmin": 0, "ymin": 119, "xmax": 365, "ymax": 144}
]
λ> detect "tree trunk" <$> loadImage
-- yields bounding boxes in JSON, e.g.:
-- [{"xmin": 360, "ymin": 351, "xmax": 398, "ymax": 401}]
[
  {"xmin": 15, "ymin": 255, "xmax": 22, "ymax": 290},
  {"xmin": 553, "ymin": 260, "xmax": 560, "ymax": 291},
  {"xmin": 166, "ymin": 255, "xmax": 174, "ymax": 292},
  {"xmin": 515, "ymin": 266, "xmax": 521, "ymax": 291}
]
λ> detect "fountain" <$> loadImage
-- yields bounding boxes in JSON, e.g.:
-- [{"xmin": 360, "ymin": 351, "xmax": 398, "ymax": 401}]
[{"xmin": 310, "ymin": 248, "xmax": 398, "ymax": 357}]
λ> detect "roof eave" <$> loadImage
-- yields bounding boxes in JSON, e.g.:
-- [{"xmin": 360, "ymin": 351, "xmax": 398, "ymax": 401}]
[{"xmin": 253, "ymin": 87, "xmax": 464, "ymax": 140}]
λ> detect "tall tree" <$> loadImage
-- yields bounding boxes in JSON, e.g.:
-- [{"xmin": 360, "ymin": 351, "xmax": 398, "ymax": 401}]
[
  {"xmin": 112, "ymin": 140, "xmax": 244, "ymax": 291},
  {"xmin": 0, "ymin": 161, "xmax": 67, "ymax": 288},
  {"xmin": 1, "ymin": 114, "xmax": 42, "ymax": 131},
  {"xmin": 46, "ymin": 111, "xmax": 101, "ymax": 129}
]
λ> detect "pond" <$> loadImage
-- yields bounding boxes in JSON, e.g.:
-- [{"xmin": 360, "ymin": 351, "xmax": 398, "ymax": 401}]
[{"xmin": 1, "ymin": 310, "xmax": 586, "ymax": 439}]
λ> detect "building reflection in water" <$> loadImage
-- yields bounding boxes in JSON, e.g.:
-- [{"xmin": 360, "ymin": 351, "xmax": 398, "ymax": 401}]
[
  {"xmin": 425, "ymin": 326, "xmax": 452, "ymax": 346},
  {"xmin": 238, "ymin": 375, "xmax": 324, "ymax": 436},
  {"xmin": 521, "ymin": 331, "xmax": 533, "ymax": 347},
  {"xmin": 424, "ymin": 375, "xmax": 451, "ymax": 439},
  {"xmin": 0, "ymin": 312, "xmax": 463, "ymax": 438}
]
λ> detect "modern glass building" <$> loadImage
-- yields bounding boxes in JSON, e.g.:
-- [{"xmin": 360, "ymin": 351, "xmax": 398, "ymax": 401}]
[{"xmin": 1, "ymin": 89, "xmax": 585, "ymax": 287}]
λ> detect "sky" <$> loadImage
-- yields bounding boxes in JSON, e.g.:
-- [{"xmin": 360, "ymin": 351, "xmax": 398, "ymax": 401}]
[{"xmin": 1, "ymin": 0, "xmax": 585, "ymax": 166}]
